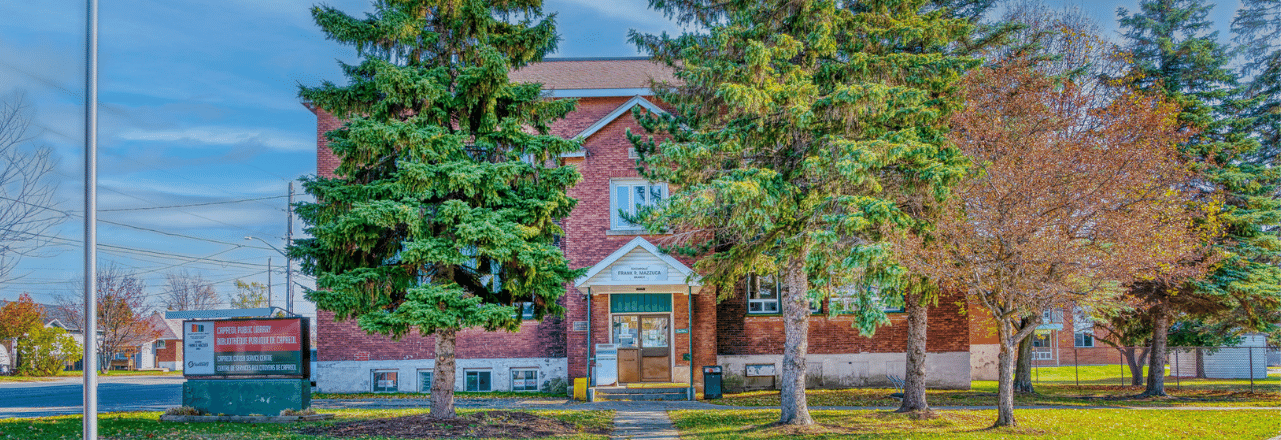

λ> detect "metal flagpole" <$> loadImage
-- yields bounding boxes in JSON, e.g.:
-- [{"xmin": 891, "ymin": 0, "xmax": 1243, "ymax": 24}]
[{"xmin": 83, "ymin": 0, "xmax": 99, "ymax": 436}]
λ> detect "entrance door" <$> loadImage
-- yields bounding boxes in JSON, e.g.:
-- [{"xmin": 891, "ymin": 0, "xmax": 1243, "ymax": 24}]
[{"xmin": 612, "ymin": 314, "xmax": 671, "ymax": 383}]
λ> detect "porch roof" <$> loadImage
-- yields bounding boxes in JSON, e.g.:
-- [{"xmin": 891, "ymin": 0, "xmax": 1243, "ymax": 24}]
[{"xmin": 574, "ymin": 237, "xmax": 702, "ymax": 294}]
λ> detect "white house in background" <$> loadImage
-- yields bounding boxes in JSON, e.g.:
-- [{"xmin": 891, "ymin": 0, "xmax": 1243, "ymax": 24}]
[{"xmin": 1172, "ymin": 333, "xmax": 1270, "ymax": 379}]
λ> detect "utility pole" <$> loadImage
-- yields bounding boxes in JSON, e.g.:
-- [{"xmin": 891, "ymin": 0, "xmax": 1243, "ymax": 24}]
[
  {"xmin": 267, "ymin": 257, "xmax": 273, "ymax": 308},
  {"xmin": 286, "ymin": 182, "xmax": 294, "ymax": 315}
]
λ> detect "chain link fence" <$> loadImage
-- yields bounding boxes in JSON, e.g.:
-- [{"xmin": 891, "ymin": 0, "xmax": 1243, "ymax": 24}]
[{"xmin": 1024, "ymin": 345, "xmax": 1278, "ymax": 393}]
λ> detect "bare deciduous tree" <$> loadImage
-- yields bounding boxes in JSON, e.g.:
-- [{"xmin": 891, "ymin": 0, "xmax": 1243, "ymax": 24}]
[
  {"xmin": 160, "ymin": 270, "xmax": 219, "ymax": 311},
  {"xmin": 0, "ymin": 94, "xmax": 68, "ymax": 284},
  {"xmin": 892, "ymin": 59, "xmax": 1213, "ymax": 428},
  {"xmin": 57, "ymin": 264, "xmax": 159, "ymax": 371}
]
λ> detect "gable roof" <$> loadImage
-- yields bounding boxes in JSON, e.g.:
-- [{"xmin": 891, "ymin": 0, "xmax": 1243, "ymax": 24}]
[
  {"xmin": 146, "ymin": 312, "xmax": 183, "ymax": 340},
  {"xmin": 510, "ymin": 57, "xmax": 677, "ymax": 97},
  {"xmin": 574, "ymin": 237, "xmax": 702, "ymax": 294},
  {"xmin": 572, "ymin": 95, "xmax": 668, "ymax": 143}
]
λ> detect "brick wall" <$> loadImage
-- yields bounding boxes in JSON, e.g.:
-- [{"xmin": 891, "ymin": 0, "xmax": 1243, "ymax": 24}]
[
  {"xmin": 717, "ymin": 285, "xmax": 971, "ymax": 355},
  {"xmin": 156, "ymin": 339, "xmax": 181, "ymax": 363}
]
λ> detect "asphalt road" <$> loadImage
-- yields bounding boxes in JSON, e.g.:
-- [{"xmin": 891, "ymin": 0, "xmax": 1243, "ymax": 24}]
[{"xmin": 0, "ymin": 375, "xmax": 183, "ymax": 418}]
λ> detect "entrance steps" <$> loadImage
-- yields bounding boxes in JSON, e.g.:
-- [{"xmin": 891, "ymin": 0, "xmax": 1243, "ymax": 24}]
[{"xmin": 590, "ymin": 384, "xmax": 690, "ymax": 401}]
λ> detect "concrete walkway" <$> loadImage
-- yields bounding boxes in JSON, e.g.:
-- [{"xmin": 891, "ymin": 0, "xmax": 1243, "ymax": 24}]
[{"xmin": 610, "ymin": 409, "xmax": 679, "ymax": 440}]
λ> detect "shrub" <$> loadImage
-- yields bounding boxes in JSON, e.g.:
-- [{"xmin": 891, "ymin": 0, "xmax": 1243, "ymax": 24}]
[
  {"xmin": 164, "ymin": 406, "xmax": 203, "ymax": 416},
  {"xmin": 280, "ymin": 408, "xmax": 317, "ymax": 416}
]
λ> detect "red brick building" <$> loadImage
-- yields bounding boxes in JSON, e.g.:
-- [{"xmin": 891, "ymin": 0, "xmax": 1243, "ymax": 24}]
[{"xmin": 309, "ymin": 58, "xmax": 974, "ymax": 395}]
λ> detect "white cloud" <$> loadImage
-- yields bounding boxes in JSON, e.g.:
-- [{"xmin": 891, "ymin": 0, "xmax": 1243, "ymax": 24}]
[{"xmin": 115, "ymin": 126, "xmax": 311, "ymax": 152}]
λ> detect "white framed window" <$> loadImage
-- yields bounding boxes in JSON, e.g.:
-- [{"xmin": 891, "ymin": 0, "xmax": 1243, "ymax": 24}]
[
  {"xmin": 465, "ymin": 370, "xmax": 492, "ymax": 392},
  {"xmin": 610, "ymin": 179, "xmax": 667, "ymax": 230},
  {"xmin": 747, "ymin": 273, "xmax": 780, "ymax": 314},
  {"xmin": 372, "ymin": 370, "xmax": 398, "ymax": 393},
  {"xmin": 418, "ymin": 369, "xmax": 433, "ymax": 393},
  {"xmin": 156, "ymin": 340, "xmax": 165, "ymax": 349},
  {"xmin": 830, "ymin": 284, "xmax": 903, "ymax": 314},
  {"xmin": 511, "ymin": 368, "xmax": 539, "ymax": 392},
  {"xmin": 1072, "ymin": 306, "xmax": 1094, "ymax": 347},
  {"xmin": 746, "ymin": 272, "xmax": 819, "ymax": 314},
  {"xmin": 1074, "ymin": 331, "xmax": 1094, "ymax": 347}
]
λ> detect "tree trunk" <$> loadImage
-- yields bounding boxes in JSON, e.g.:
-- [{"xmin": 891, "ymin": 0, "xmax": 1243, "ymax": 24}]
[
  {"xmin": 430, "ymin": 328, "xmax": 458, "ymax": 419},
  {"xmin": 994, "ymin": 326, "xmax": 1018, "ymax": 427},
  {"xmin": 896, "ymin": 290, "xmax": 929, "ymax": 413},
  {"xmin": 1013, "ymin": 318, "xmax": 1035, "ymax": 394},
  {"xmin": 1143, "ymin": 298, "xmax": 1169, "ymax": 397},
  {"xmin": 1121, "ymin": 347, "xmax": 1146, "ymax": 387},
  {"xmin": 778, "ymin": 253, "xmax": 813, "ymax": 426}
]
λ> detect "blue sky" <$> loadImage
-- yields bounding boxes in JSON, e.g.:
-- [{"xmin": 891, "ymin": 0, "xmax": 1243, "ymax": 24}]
[{"xmin": 0, "ymin": 0, "xmax": 1245, "ymax": 319}]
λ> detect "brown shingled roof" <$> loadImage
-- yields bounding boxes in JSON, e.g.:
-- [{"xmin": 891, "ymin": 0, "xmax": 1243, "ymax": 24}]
[{"xmin": 511, "ymin": 57, "xmax": 677, "ymax": 90}]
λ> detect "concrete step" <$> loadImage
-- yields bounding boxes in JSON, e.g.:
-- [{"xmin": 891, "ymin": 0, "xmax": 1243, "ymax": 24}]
[
  {"xmin": 595, "ymin": 391, "xmax": 688, "ymax": 401},
  {"xmin": 591, "ymin": 389, "xmax": 686, "ymax": 397},
  {"xmin": 592, "ymin": 386, "xmax": 689, "ymax": 401}
]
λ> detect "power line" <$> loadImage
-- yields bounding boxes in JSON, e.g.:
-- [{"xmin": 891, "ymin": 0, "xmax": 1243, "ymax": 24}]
[
  {"xmin": 99, "ymin": 195, "xmax": 289, "ymax": 212},
  {"xmin": 0, "ymin": 194, "xmax": 276, "ymax": 250}
]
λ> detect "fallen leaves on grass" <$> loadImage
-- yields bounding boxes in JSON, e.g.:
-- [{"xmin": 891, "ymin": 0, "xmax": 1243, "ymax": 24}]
[{"xmin": 299, "ymin": 410, "xmax": 608, "ymax": 439}]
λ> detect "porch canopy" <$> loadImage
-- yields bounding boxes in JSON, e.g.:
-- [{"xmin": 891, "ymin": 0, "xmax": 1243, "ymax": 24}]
[{"xmin": 574, "ymin": 237, "xmax": 703, "ymax": 295}]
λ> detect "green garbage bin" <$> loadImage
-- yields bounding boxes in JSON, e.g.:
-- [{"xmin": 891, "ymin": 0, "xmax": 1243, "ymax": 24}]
[{"xmin": 702, "ymin": 365, "xmax": 723, "ymax": 399}]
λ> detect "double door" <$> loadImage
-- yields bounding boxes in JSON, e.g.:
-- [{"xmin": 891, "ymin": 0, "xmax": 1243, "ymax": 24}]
[{"xmin": 612, "ymin": 314, "xmax": 671, "ymax": 383}]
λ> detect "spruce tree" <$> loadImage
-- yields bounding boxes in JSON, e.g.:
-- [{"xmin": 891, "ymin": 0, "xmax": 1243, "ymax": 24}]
[
  {"xmin": 1234, "ymin": 0, "xmax": 1281, "ymax": 164},
  {"xmin": 1119, "ymin": 0, "xmax": 1281, "ymax": 397},
  {"xmin": 293, "ymin": 0, "xmax": 583, "ymax": 419},
  {"xmin": 630, "ymin": 0, "xmax": 974, "ymax": 425}
]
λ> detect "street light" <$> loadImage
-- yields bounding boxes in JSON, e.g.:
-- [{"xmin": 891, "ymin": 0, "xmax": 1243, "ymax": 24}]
[{"xmin": 246, "ymin": 236, "xmax": 293, "ymax": 314}]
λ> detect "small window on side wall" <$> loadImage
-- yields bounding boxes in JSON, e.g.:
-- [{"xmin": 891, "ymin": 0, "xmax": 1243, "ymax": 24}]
[
  {"xmin": 418, "ymin": 370, "xmax": 433, "ymax": 393},
  {"xmin": 156, "ymin": 340, "xmax": 165, "ymax": 349},
  {"xmin": 372, "ymin": 370, "xmax": 398, "ymax": 393},
  {"xmin": 511, "ymin": 369, "xmax": 539, "ymax": 392},
  {"xmin": 465, "ymin": 370, "xmax": 492, "ymax": 392},
  {"xmin": 1074, "ymin": 332, "xmax": 1094, "ymax": 347},
  {"xmin": 747, "ymin": 273, "xmax": 780, "ymax": 314}
]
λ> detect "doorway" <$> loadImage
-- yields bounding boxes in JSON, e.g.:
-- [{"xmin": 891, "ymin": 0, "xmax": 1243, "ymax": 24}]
[{"xmin": 611, "ymin": 314, "xmax": 671, "ymax": 383}]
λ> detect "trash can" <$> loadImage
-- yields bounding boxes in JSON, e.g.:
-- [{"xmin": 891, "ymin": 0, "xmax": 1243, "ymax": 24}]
[{"xmin": 702, "ymin": 365, "xmax": 723, "ymax": 399}]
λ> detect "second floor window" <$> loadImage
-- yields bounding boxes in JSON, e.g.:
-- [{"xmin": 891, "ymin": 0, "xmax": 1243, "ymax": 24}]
[{"xmin": 611, "ymin": 179, "xmax": 667, "ymax": 230}]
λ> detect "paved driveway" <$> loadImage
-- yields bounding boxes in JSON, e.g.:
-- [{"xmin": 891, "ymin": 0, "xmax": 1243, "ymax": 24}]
[{"xmin": 0, "ymin": 375, "xmax": 183, "ymax": 418}]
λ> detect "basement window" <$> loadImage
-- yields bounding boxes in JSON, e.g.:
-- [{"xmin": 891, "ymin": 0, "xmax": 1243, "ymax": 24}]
[
  {"xmin": 418, "ymin": 370, "xmax": 433, "ymax": 393},
  {"xmin": 372, "ymin": 370, "xmax": 398, "ymax": 393},
  {"xmin": 465, "ymin": 370, "xmax": 492, "ymax": 392},
  {"xmin": 511, "ymin": 369, "xmax": 539, "ymax": 392}
]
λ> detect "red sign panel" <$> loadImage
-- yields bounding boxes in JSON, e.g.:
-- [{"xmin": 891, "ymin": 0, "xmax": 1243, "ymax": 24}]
[{"xmin": 213, "ymin": 319, "xmax": 302, "ymax": 353}]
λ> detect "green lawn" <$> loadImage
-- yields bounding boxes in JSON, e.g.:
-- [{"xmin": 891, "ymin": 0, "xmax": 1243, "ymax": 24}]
[
  {"xmin": 1017, "ymin": 365, "xmax": 1280, "ymax": 390},
  {"xmin": 670, "ymin": 409, "xmax": 1281, "ymax": 439},
  {"xmin": 0, "ymin": 408, "xmax": 614, "ymax": 440},
  {"xmin": 711, "ymin": 366, "xmax": 1280, "ymax": 408},
  {"xmin": 713, "ymin": 382, "xmax": 1280, "ymax": 408}
]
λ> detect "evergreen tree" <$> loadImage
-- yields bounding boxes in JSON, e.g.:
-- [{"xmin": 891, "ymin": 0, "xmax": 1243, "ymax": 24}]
[
  {"xmin": 294, "ymin": 0, "xmax": 583, "ymax": 419},
  {"xmin": 1118, "ymin": 0, "xmax": 1281, "ymax": 397},
  {"xmin": 630, "ymin": 0, "xmax": 975, "ymax": 424},
  {"xmin": 1234, "ymin": 0, "xmax": 1281, "ymax": 165}
]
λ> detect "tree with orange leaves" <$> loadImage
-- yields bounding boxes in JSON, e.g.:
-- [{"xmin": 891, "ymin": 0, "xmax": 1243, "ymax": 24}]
[
  {"xmin": 0, "ymin": 293, "xmax": 44, "ymax": 372},
  {"xmin": 891, "ymin": 59, "xmax": 1215, "ymax": 427}
]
